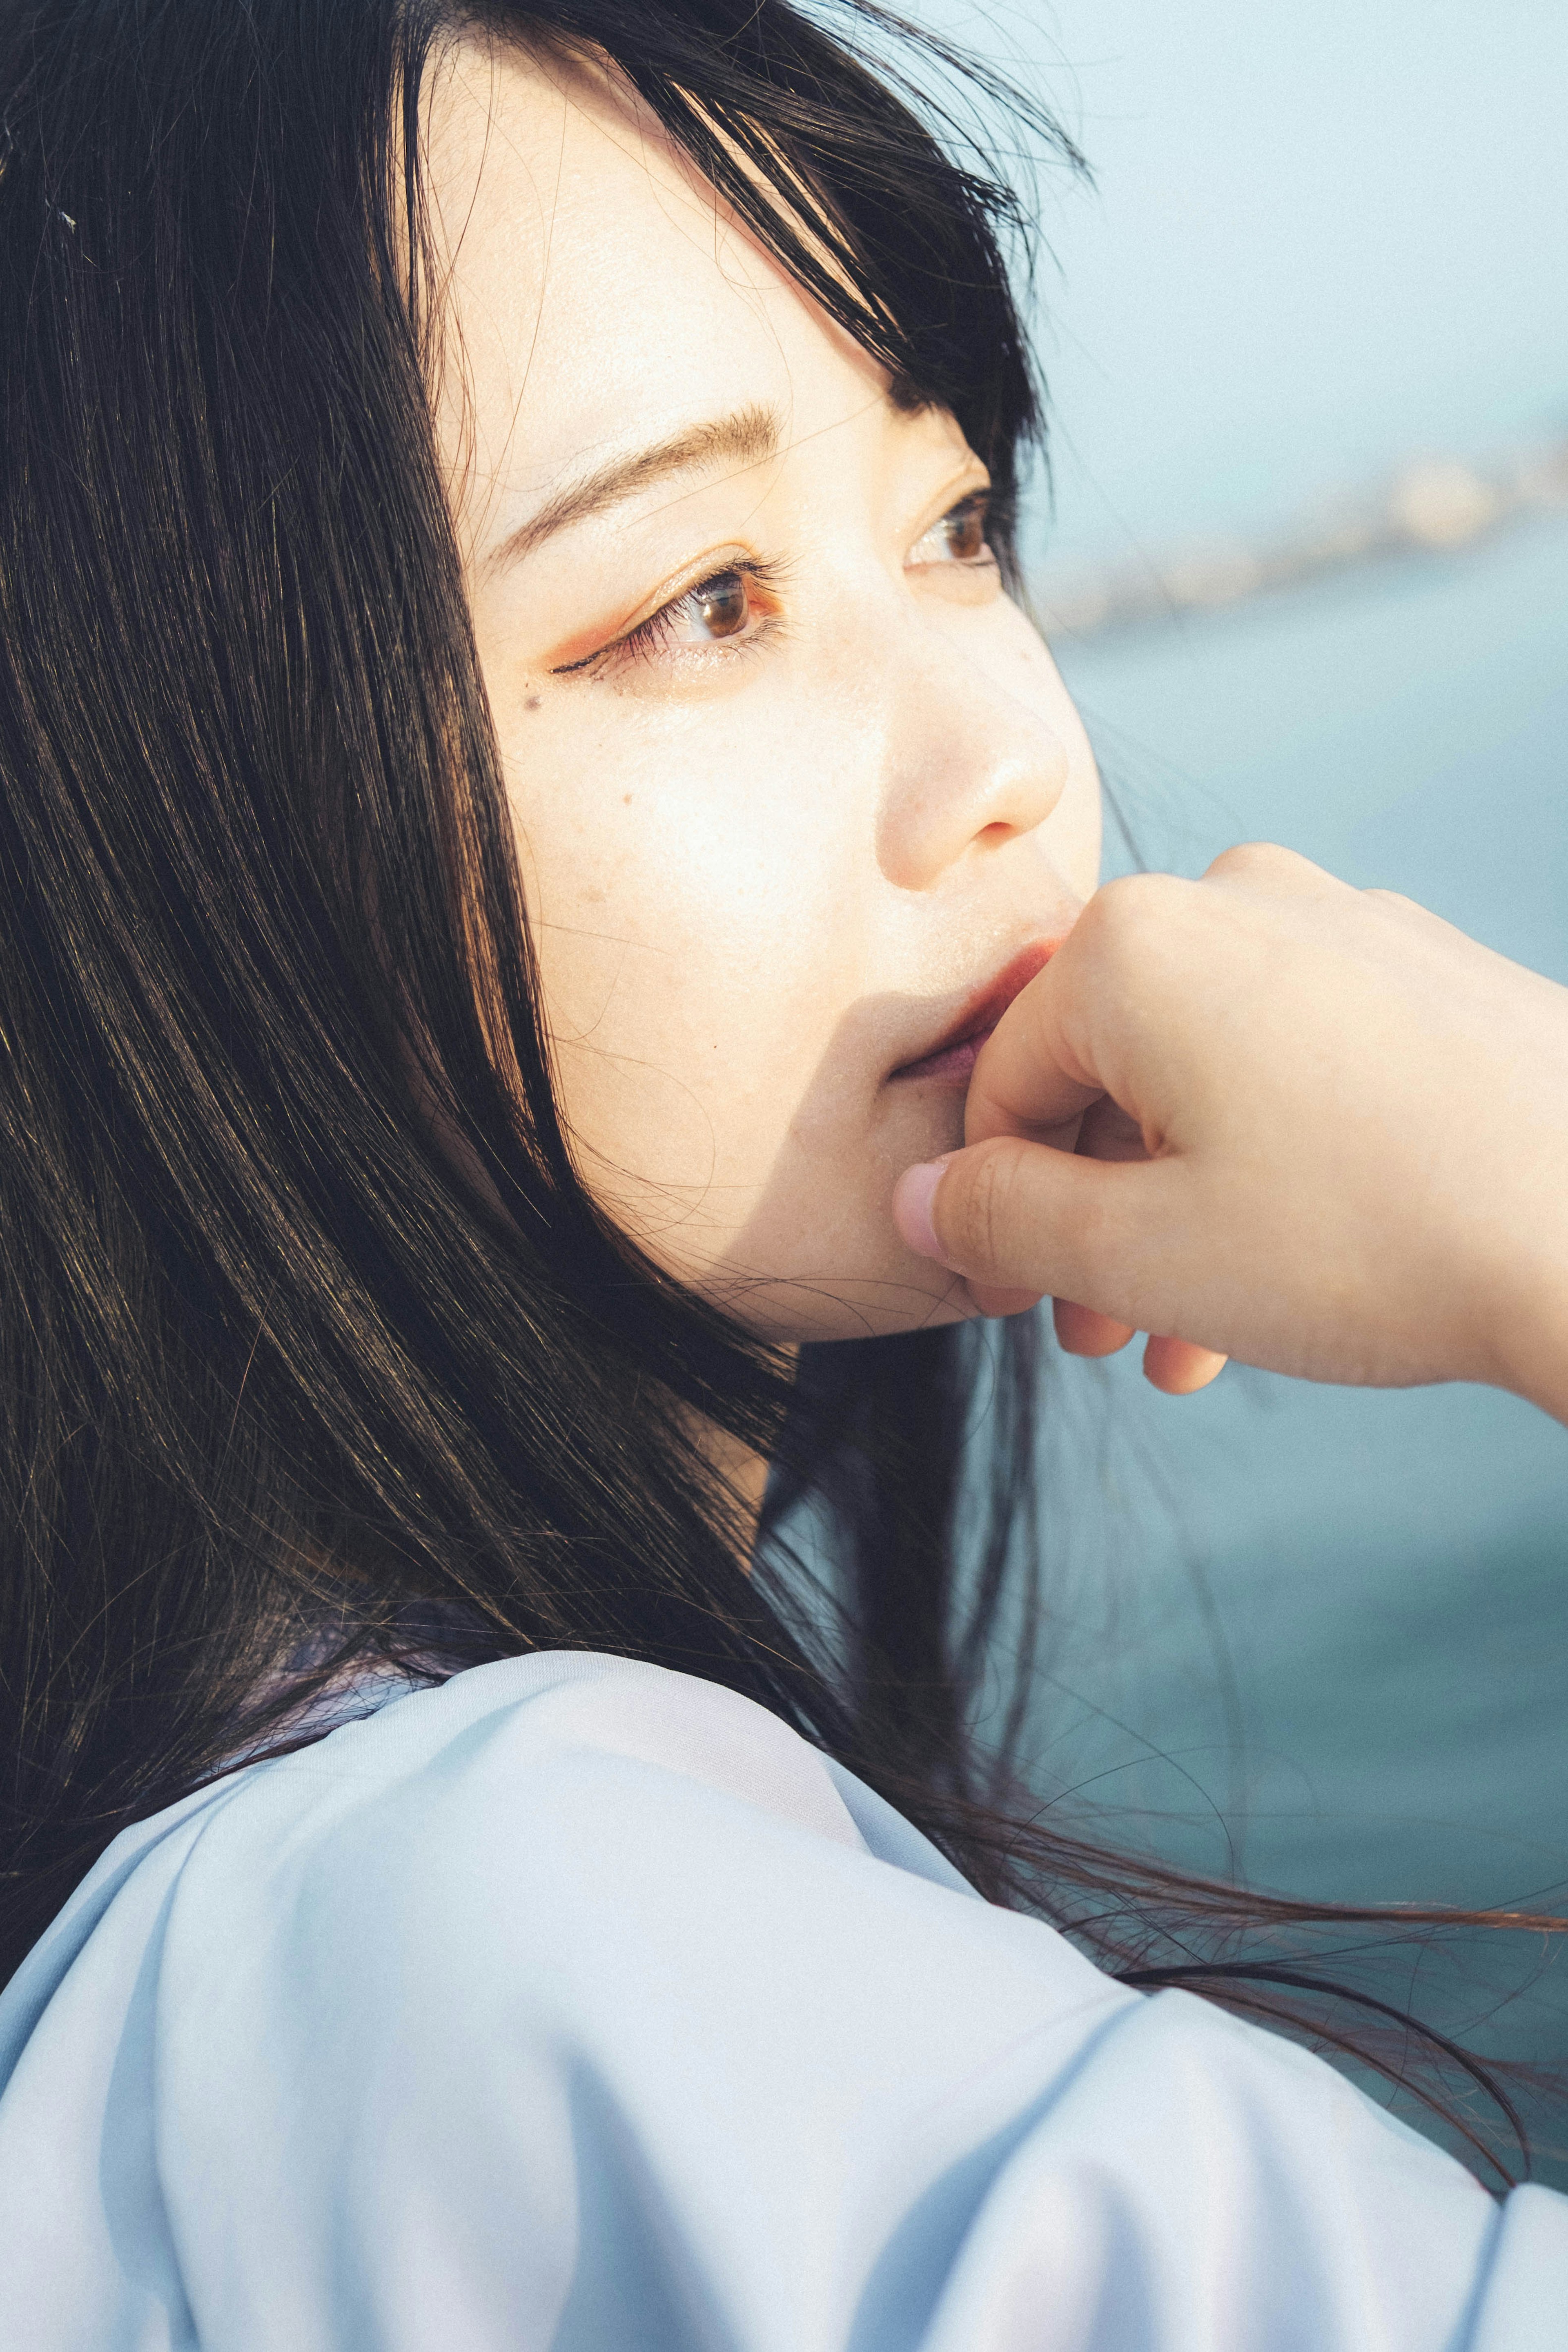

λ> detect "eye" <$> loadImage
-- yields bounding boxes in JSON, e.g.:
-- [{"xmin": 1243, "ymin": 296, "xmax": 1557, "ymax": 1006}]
[
  {"xmin": 672, "ymin": 569, "xmax": 753, "ymax": 643},
  {"xmin": 552, "ymin": 561, "xmax": 784, "ymax": 678},
  {"xmin": 907, "ymin": 491, "xmax": 996, "ymax": 571}
]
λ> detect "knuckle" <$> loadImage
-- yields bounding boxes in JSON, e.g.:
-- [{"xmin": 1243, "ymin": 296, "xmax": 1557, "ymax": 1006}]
[
  {"xmin": 950, "ymin": 1138, "xmax": 1017, "ymax": 1272},
  {"xmin": 1085, "ymin": 870, "xmax": 1183, "ymax": 956},
  {"xmin": 1205, "ymin": 840, "xmax": 1290, "ymax": 884}
]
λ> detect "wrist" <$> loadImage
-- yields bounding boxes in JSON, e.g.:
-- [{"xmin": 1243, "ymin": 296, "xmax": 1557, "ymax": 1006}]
[{"xmin": 1480, "ymin": 1218, "xmax": 1568, "ymax": 1430}]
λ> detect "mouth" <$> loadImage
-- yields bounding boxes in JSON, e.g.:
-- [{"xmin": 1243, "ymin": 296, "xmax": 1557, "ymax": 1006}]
[{"xmin": 888, "ymin": 938, "xmax": 1062, "ymax": 1088}]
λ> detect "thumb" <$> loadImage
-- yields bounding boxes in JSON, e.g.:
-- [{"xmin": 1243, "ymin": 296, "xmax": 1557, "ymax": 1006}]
[{"xmin": 892, "ymin": 1133, "xmax": 1185, "ymax": 1315}]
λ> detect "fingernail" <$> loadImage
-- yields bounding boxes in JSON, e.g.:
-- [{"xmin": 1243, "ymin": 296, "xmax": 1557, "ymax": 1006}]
[{"xmin": 893, "ymin": 1155, "xmax": 957, "ymax": 1264}]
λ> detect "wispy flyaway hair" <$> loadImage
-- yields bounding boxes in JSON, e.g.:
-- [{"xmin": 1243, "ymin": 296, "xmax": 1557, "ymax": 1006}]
[{"xmin": 0, "ymin": 0, "xmax": 1560, "ymax": 2185}]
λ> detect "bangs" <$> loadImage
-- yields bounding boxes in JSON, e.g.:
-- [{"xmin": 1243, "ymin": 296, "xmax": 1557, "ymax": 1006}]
[{"xmin": 427, "ymin": 0, "xmax": 1084, "ymax": 563}]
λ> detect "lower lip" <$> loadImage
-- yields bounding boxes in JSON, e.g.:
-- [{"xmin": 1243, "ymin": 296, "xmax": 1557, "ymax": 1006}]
[
  {"xmin": 889, "ymin": 937, "xmax": 1062, "ymax": 1089},
  {"xmin": 891, "ymin": 1025, "xmax": 996, "ymax": 1086}
]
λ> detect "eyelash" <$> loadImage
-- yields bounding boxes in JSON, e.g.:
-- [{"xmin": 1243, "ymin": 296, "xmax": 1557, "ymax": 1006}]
[
  {"xmin": 913, "ymin": 490, "xmax": 998, "ymax": 568},
  {"xmin": 552, "ymin": 490, "xmax": 996, "ymax": 681},
  {"xmin": 550, "ymin": 558, "xmax": 789, "ymax": 680}
]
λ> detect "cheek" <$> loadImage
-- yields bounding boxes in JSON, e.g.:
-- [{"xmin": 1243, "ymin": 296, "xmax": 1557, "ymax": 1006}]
[{"xmin": 503, "ymin": 696, "xmax": 871, "ymax": 1212}]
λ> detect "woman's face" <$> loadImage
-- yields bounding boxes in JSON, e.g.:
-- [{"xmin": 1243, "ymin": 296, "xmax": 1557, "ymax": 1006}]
[{"xmin": 428, "ymin": 45, "xmax": 1100, "ymax": 1342}]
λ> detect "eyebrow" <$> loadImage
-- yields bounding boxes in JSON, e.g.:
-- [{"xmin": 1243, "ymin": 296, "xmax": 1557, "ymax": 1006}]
[{"xmin": 485, "ymin": 402, "xmax": 782, "ymax": 574}]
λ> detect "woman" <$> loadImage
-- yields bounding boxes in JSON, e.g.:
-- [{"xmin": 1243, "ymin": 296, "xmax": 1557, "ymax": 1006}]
[{"xmin": 1, "ymin": 0, "xmax": 1566, "ymax": 2342}]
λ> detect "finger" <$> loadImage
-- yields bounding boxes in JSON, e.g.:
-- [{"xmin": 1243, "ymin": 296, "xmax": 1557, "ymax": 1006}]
[
  {"xmin": 1054, "ymin": 1298, "xmax": 1136, "ymax": 1358},
  {"xmin": 893, "ymin": 1133, "xmax": 1187, "ymax": 1316},
  {"xmin": 1200, "ymin": 841, "xmax": 1345, "ymax": 897},
  {"xmin": 967, "ymin": 1281, "xmax": 1049, "ymax": 1319},
  {"xmin": 1074, "ymin": 1094, "xmax": 1149, "ymax": 1166},
  {"xmin": 964, "ymin": 949, "xmax": 1104, "ymax": 1148},
  {"xmin": 1143, "ymin": 1333, "xmax": 1228, "ymax": 1395}
]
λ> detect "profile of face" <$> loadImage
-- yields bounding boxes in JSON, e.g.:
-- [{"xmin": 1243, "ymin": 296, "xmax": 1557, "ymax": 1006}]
[{"xmin": 426, "ymin": 42, "xmax": 1101, "ymax": 1343}]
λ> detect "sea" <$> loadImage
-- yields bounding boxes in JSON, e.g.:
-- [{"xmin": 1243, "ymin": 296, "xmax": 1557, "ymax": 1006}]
[
  {"xmin": 866, "ymin": 0, "xmax": 1568, "ymax": 2180},
  {"xmin": 1032, "ymin": 513, "xmax": 1568, "ymax": 2180}
]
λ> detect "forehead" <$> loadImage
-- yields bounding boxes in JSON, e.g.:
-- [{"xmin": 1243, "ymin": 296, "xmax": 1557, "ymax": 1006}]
[{"xmin": 421, "ymin": 40, "xmax": 888, "ymax": 528}]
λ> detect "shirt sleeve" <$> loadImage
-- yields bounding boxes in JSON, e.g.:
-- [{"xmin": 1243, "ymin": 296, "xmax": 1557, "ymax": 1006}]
[{"xmin": 2, "ymin": 1649, "xmax": 1565, "ymax": 2351}]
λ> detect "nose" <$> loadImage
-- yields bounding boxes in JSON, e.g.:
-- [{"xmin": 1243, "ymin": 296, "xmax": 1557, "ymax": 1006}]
[{"xmin": 873, "ymin": 621, "xmax": 1072, "ymax": 893}]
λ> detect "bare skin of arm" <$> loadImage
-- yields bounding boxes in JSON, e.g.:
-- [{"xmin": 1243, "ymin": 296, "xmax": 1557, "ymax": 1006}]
[{"xmin": 893, "ymin": 844, "xmax": 1568, "ymax": 1423}]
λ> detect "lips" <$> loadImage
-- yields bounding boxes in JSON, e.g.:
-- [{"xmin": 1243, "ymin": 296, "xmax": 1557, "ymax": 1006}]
[{"xmin": 889, "ymin": 939, "xmax": 1060, "ymax": 1086}]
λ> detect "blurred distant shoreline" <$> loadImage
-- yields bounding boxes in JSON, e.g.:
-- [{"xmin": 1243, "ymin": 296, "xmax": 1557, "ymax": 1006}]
[{"xmin": 1035, "ymin": 431, "xmax": 1568, "ymax": 640}]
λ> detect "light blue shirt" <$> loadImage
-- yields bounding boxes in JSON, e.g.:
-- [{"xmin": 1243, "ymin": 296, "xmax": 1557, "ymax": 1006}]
[{"xmin": 2, "ymin": 1650, "xmax": 1564, "ymax": 2348}]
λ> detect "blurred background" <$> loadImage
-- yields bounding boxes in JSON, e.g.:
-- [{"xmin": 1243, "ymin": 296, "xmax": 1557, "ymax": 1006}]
[{"xmin": 906, "ymin": 0, "xmax": 1568, "ymax": 2173}]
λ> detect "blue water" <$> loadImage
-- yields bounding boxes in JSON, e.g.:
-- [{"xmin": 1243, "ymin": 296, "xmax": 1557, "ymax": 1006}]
[
  {"xmin": 895, "ymin": 0, "xmax": 1568, "ymax": 2171},
  {"xmin": 1032, "ymin": 518, "xmax": 1568, "ymax": 2178},
  {"xmin": 1039, "ymin": 509, "xmax": 1568, "ymax": 1891}
]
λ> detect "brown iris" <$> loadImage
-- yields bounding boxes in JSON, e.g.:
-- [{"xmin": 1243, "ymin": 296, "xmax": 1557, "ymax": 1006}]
[
  {"xmin": 686, "ymin": 569, "xmax": 750, "ymax": 639},
  {"xmin": 939, "ymin": 499, "xmax": 989, "ymax": 561}
]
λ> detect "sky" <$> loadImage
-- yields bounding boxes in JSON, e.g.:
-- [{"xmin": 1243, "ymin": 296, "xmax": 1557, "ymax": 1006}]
[{"xmin": 900, "ymin": 0, "xmax": 1568, "ymax": 570}]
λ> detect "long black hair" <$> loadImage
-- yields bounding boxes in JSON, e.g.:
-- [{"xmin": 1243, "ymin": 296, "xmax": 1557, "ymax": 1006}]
[{"xmin": 0, "ymin": 0, "xmax": 1560, "ymax": 2185}]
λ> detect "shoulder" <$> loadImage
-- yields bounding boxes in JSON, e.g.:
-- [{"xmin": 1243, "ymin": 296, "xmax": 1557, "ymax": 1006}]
[
  {"xmin": 156, "ymin": 1648, "xmax": 1107, "ymax": 2065},
  {"xmin": 5, "ymin": 1650, "xmax": 1566, "ymax": 2352},
  {"xmin": 0, "ymin": 1651, "xmax": 1125, "ymax": 2345},
  {"xmin": 162, "ymin": 1649, "xmax": 1000, "ymax": 1997}
]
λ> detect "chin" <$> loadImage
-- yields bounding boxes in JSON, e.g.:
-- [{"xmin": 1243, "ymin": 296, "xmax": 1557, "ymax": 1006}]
[{"xmin": 704, "ymin": 1250, "xmax": 977, "ymax": 1347}]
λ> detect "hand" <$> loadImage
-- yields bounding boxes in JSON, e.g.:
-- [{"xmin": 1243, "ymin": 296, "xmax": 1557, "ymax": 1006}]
[{"xmin": 892, "ymin": 846, "xmax": 1568, "ymax": 1416}]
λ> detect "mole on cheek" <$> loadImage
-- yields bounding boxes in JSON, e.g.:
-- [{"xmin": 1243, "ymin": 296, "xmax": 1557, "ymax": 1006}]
[
  {"xmin": 523, "ymin": 694, "xmax": 541, "ymax": 711},
  {"xmin": 623, "ymin": 793, "xmax": 632, "ymax": 806}
]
